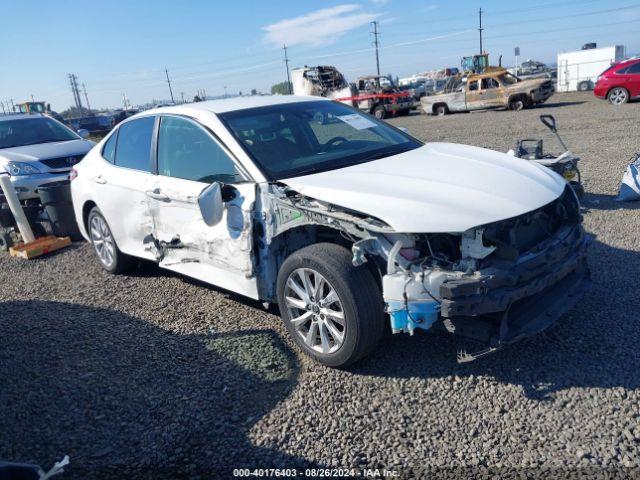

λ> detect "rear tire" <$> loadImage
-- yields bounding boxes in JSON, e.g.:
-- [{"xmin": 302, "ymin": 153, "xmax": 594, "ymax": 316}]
[
  {"xmin": 577, "ymin": 81, "xmax": 592, "ymax": 92},
  {"xmin": 372, "ymin": 105, "xmax": 386, "ymax": 120},
  {"xmin": 608, "ymin": 87, "xmax": 629, "ymax": 105},
  {"xmin": 276, "ymin": 243, "xmax": 385, "ymax": 368},
  {"xmin": 87, "ymin": 207, "xmax": 134, "ymax": 274}
]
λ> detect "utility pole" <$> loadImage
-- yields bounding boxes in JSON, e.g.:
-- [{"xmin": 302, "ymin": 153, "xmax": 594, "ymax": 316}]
[
  {"xmin": 68, "ymin": 74, "xmax": 83, "ymax": 114},
  {"xmin": 82, "ymin": 83, "xmax": 91, "ymax": 112},
  {"xmin": 164, "ymin": 67, "xmax": 175, "ymax": 103},
  {"xmin": 371, "ymin": 21, "xmax": 381, "ymax": 77},
  {"xmin": 478, "ymin": 7, "xmax": 484, "ymax": 55},
  {"xmin": 283, "ymin": 45, "xmax": 292, "ymax": 94}
]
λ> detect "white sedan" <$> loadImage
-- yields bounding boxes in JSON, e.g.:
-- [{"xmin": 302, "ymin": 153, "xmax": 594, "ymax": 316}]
[{"xmin": 71, "ymin": 96, "xmax": 589, "ymax": 367}]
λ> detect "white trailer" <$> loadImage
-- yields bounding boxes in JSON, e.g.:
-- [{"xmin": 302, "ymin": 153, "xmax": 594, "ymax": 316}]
[{"xmin": 557, "ymin": 46, "xmax": 625, "ymax": 92}]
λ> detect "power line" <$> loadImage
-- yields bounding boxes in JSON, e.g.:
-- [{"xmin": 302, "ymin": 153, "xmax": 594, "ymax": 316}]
[
  {"xmin": 164, "ymin": 67, "xmax": 175, "ymax": 103},
  {"xmin": 283, "ymin": 45, "xmax": 292, "ymax": 94},
  {"xmin": 371, "ymin": 21, "xmax": 381, "ymax": 76}
]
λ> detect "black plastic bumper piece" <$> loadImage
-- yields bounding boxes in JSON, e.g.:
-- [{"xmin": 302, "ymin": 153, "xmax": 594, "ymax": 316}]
[
  {"xmin": 434, "ymin": 226, "xmax": 591, "ymax": 362},
  {"xmin": 439, "ymin": 226, "xmax": 588, "ymax": 317}
]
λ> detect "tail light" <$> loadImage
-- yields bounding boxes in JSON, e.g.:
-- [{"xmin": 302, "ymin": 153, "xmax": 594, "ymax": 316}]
[{"xmin": 70, "ymin": 168, "xmax": 78, "ymax": 181}]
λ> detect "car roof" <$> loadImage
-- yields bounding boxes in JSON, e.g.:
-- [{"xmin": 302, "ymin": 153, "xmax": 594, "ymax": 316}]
[
  {"xmin": 617, "ymin": 57, "xmax": 640, "ymax": 66},
  {"xmin": 143, "ymin": 95, "xmax": 328, "ymax": 117}
]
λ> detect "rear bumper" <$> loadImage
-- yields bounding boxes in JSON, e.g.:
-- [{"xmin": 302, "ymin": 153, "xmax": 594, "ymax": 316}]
[{"xmin": 593, "ymin": 84, "xmax": 608, "ymax": 98}]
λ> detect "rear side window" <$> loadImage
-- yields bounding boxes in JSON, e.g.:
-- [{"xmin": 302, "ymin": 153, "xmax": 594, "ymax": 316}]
[
  {"xmin": 114, "ymin": 117, "xmax": 155, "ymax": 172},
  {"xmin": 102, "ymin": 132, "xmax": 117, "ymax": 164},
  {"xmin": 626, "ymin": 62, "xmax": 640, "ymax": 74},
  {"xmin": 157, "ymin": 116, "xmax": 244, "ymax": 184}
]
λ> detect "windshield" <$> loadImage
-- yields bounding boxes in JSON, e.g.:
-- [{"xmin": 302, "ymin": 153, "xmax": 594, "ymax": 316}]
[
  {"xmin": 0, "ymin": 117, "xmax": 78, "ymax": 149},
  {"xmin": 219, "ymin": 101, "xmax": 421, "ymax": 180}
]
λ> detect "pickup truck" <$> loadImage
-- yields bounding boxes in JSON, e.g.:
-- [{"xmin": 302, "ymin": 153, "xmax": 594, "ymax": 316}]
[{"xmin": 421, "ymin": 69, "xmax": 555, "ymax": 115}]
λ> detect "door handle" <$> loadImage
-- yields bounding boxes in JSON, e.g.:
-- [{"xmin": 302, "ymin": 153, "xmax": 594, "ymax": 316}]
[
  {"xmin": 145, "ymin": 189, "xmax": 170, "ymax": 202},
  {"xmin": 92, "ymin": 175, "xmax": 106, "ymax": 184}
]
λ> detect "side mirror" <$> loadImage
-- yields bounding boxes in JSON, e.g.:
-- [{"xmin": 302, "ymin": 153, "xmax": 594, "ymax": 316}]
[
  {"xmin": 198, "ymin": 182, "xmax": 224, "ymax": 226},
  {"xmin": 77, "ymin": 129, "xmax": 90, "ymax": 139}
]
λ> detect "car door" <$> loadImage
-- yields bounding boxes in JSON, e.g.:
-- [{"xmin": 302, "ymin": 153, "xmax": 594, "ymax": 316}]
[
  {"xmin": 464, "ymin": 79, "xmax": 482, "ymax": 110},
  {"xmin": 623, "ymin": 61, "xmax": 640, "ymax": 97},
  {"xmin": 146, "ymin": 114, "xmax": 259, "ymax": 299},
  {"xmin": 91, "ymin": 116, "xmax": 157, "ymax": 260},
  {"xmin": 477, "ymin": 77, "xmax": 504, "ymax": 109}
]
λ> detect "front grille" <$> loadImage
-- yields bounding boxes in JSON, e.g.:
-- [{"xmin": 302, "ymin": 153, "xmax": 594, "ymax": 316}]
[{"xmin": 39, "ymin": 154, "xmax": 85, "ymax": 170}]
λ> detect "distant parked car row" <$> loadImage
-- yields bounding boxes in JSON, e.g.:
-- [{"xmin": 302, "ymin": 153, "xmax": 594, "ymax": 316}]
[{"xmin": 65, "ymin": 109, "xmax": 139, "ymax": 135}]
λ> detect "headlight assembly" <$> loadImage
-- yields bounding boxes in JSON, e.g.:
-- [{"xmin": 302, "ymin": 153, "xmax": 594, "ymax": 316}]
[{"xmin": 4, "ymin": 161, "xmax": 42, "ymax": 176}]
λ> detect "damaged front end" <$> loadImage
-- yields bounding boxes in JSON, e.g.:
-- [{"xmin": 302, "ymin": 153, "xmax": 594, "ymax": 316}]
[
  {"xmin": 257, "ymin": 181, "xmax": 589, "ymax": 363},
  {"xmin": 362, "ymin": 185, "xmax": 590, "ymax": 362}
]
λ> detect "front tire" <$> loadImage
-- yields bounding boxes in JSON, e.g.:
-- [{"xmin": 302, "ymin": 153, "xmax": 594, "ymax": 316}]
[
  {"xmin": 435, "ymin": 104, "xmax": 448, "ymax": 116},
  {"xmin": 87, "ymin": 207, "xmax": 133, "ymax": 274},
  {"xmin": 509, "ymin": 97, "xmax": 526, "ymax": 111},
  {"xmin": 608, "ymin": 87, "xmax": 629, "ymax": 105},
  {"xmin": 276, "ymin": 243, "xmax": 385, "ymax": 368}
]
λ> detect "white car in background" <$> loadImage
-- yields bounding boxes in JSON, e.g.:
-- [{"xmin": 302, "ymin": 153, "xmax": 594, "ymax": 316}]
[
  {"xmin": 71, "ymin": 96, "xmax": 589, "ymax": 367},
  {"xmin": 0, "ymin": 114, "xmax": 94, "ymax": 200}
]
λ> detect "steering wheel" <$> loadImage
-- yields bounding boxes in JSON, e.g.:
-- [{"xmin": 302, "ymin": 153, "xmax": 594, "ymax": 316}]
[{"xmin": 326, "ymin": 136, "xmax": 348, "ymax": 147}]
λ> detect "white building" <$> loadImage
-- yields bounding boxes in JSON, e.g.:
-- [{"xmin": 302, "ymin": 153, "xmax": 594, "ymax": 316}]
[{"xmin": 557, "ymin": 45, "xmax": 625, "ymax": 92}]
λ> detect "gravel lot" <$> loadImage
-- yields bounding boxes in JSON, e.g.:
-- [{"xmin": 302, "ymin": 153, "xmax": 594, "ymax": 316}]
[{"xmin": 1, "ymin": 92, "xmax": 639, "ymax": 478}]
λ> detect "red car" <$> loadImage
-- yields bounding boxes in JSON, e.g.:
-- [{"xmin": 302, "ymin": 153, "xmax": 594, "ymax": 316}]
[{"xmin": 594, "ymin": 58, "xmax": 640, "ymax": 105}]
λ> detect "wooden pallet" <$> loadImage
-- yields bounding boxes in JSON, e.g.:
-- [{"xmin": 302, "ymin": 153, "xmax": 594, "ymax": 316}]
[{"xmin": 9, "ymin": 236, "xmax": 71, "ymax": 259}]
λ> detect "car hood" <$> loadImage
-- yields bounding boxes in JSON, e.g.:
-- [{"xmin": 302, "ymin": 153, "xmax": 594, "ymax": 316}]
[
  {"xmin": 0, "ymin": 139, "xmax": 95, "ymax": 163},
  {"xmin": 515, "ymin": 78, "xmax": 552, "ymax": 90},
  {"xmin": 281, "ymin": 143, "xmax": 567, "ymax": 233}
]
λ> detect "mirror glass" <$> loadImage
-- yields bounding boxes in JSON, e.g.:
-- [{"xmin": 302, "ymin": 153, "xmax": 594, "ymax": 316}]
[{"xmin": 198, "ymin": 182, "xmax": 224, "ymax": 226}]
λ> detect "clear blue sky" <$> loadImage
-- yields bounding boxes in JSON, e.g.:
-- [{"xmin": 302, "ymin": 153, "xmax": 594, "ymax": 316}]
[{"xmin": 1, "ymin": 0, "xmax": 638, "ymax": 111}]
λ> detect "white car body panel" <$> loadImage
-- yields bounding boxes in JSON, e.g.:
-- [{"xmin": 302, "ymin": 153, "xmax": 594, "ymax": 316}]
[
  {"xmin": 87, "ymin": 160, "xmax": 157, "ymax": 260},
  {"xmin": 146, "ymin": 175, "xmax": 258, "ymax": 298},
  {"xmin": 282, "ymin": 142, "xmax": 567, "ymax": 233}
]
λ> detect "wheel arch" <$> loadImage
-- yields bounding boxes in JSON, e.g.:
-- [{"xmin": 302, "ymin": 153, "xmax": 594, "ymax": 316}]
[
  {"xmin": 257, "ymin": 224, "xmax": 383, "ymax": 303},
  {"xmin": 607, "ymin": 85, "xmax": 629, "ymax": 97},
  {"xmin": 432, "ymin": 102, "xmax": 448, "ymax": 114},
  {"xmin": 82, "ymin": 200, "xmax": 97, "ymax": 233}
]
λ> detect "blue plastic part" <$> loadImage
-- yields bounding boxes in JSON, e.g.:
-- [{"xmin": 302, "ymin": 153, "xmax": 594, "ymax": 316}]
[{"xmin": 387, "ymin": 300, "xmax": 439, "ymax": 334}]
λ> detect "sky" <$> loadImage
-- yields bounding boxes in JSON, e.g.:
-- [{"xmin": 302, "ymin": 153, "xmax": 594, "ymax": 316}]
[{"xmin": 1, "ymin": 0, "xmax": 639, "ymax": 111}]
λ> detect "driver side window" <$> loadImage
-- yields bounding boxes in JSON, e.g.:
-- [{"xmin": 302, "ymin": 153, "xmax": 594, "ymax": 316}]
[{"xmin": 157, "ymin": 116, "xmax": 245, "ymax": 184}]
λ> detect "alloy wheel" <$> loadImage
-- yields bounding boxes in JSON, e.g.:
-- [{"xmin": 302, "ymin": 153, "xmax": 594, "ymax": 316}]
[
  {"xmin": 90, "ymin": 215, "xmax": 116, "ymax": 268},
  {"xmin": 609, "ymin": 88, "xmax": 628, "ymax": 105},
  {"xmin": 284, "ymin": 268, "xmax": 346, "ymax": 354}
]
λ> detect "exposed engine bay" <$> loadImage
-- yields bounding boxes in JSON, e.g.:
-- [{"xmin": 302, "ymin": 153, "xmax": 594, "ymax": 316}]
[{"xmin": 256, "ymin": 183, "xmax": 590, "ymax": 363}]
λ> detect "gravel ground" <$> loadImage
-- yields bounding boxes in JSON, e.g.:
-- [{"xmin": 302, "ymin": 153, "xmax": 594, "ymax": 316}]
[{"xmin": 1, "ymin": 92, "xmax": 639, "ymax": 479}]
